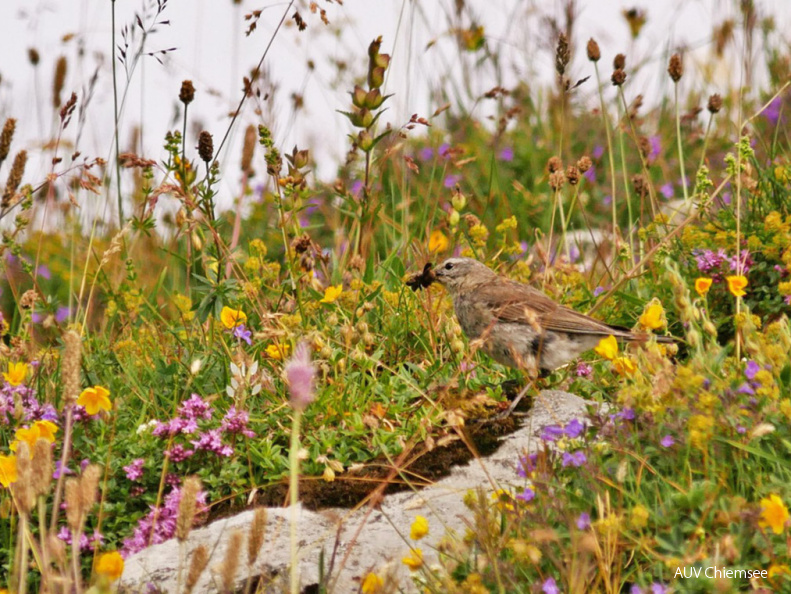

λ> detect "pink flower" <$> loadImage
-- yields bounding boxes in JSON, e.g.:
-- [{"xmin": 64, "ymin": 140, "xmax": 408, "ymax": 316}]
[
  {"xmin": 123, "ymin": 458, "xmax": 145, "ymax": 482},
  {"xmin": 285, "ymin": 342, "xmax": 316, "ymax": 411}
]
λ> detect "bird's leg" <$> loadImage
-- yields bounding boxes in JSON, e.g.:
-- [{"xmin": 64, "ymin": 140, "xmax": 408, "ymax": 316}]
[{"xmin": 490, "ymin": 378, "xmax": 537, "ymax": 421}]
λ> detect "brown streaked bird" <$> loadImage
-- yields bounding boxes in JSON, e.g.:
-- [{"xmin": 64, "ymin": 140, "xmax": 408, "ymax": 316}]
[{"xmin": 433, "ymin": 257, "xmax": 673, "ymax": 377}]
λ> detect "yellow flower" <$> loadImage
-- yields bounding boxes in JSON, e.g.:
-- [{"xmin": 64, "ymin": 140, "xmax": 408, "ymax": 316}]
[
  {"xmin": 638, "ymin": 303, "xmax": 664, "ymax": 330},
  {"xmin": 491, "ymin": 488, "xmax": 515, "ymax": 512},
  {"xmin": 0, "ymin": 454, "xmax": 17, "ymax": 487},
  {"xmin": 594, "ymin": 335, "xmax": 618, "ymax": 360},
  {"xmin": 77, "ymin": 386, "xmax": 112, "ymax": 415},
  {"xmin": 401, "ymin": 548, "xmax": 423, "ymax": 571},
  {"xmin": 95, "ymin": 551, "xmax": 125, "ymax": 581},
  {"xmin": 630, "ymin": 504, "xmax": 649, "ymax": 529},
  {"xmin": 320, "ymin": 285, "xmax": 343, "ymax": 304},
  {"xmin": 695, "ymin": 277, "xmax": 713, "ymax": 296},
  {"xmin": 10, "ymin": 425, "xmax": 40, "ymax": 453},
  {"xmin": 410, "ymin": 515, "xmax": 429, "ymax": 540},
  {"xmin": 265, "ymin": 343, "xmax": 291, "ymax": 360},
  {"xmin": 361, "ymin": 572, "xmax": 384, "ymax": 594},
  {"xmin": 759, "ymin": 494, "xmax": 789, "ymax": 534},
  {"xmin": 768, "ymin": 564, "xmax": 790, "ymax": 578},
  {"xmin": 612, "ymin": 356, "xmax": 637, "ymax": 376},
  {"xmin": 33, "ymin": 420, "xmax": 59, "ymax": 443},
  {"xmin": 726, "ymin": 275, "xmax": 748, "ymax": 297},
  {"xmin": 3, "ymin": 362, "xmax": 28, "ymax": 386},
  {"xmin": 220, "ymin": 306, "xmax": 247, "ymax": 329},
  {"xmin": 428, "ymin": 229, "xmax": 449, "ymax": 253}
]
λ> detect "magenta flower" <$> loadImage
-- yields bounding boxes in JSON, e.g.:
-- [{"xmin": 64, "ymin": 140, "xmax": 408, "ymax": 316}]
[
  {"xmin": 179, "ymin": 394, "xmax": 213, "ymax": 421},
  {"xmin": 540, "ymin": 424, "xmax": 564, "ymax": 442},
  {"xmin": 285, "ymin": 341, "xmax": 316, "ymax": 411},
  {"xmin": 191, "ymin": 429, "xmax": 233, "ymax": 457},
  {"xmin": 123, "ymin": 458, "xmax": 145, "ymax": 482},
  {"xmin": 221, "ymin": 406, "xmax": 255, "ymax": 438},
  {"xmin": 576, "ymin": 512, "xmax": 591, "ymax": 530},
  {"xmin": 562, "ymin": 450, "xmax": 587, "ymax": 468},
  {"xmin": 575, "ymin": 362, "xmax": 592, "ymax": 377},
  {"xmin": 542, "ymin": 577, "xmax": 560, "ymax": 594},
  {"xmin": 564, "ymin": 419, "xmax": 584, "ymax": 438},
  {"xmin": 443, "ymin": 174, "xmax": 461, "ymax": 188},
  {"xmin": 498, "ymin": 147, "xmax": 514, "ymax": 162},
  {"xmin": 233, "ymin": 324, "xmax": 252, "ymax": 345},
  {"xmin": 516, "ymin": 486, "xmax": 535, "ymax": 502},
  {"xmin": 660, "ymin": 435, "xmax": 675, "ymax": 448}
]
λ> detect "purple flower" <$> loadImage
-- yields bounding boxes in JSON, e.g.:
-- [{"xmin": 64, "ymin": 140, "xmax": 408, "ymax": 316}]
[
  {"xmin": 621, "ymin": 408, "xmax": 635, "ymax": 421},
  {"xmin": 123, "ymin": 458, "xmax": 145, "ymax": 482},
  {"xmin": 659, "ymin": 182, "xmax": 674, "ymax": 199},
  {"xmin": 518, "ymin": 453, "xmax": 538, "ymax": 477},
  {"xmin": 164, "ymin": 444, "xmax": 194, "ymax": 463},
  {"xmin": 660, "ymin": 435, "xmax": 675, "ymax": 448},
  {"xmin": 233, "ymin": 324, "xmax": 252, "ymax": 345},
  {"xmin": 630, "ymin": 587, "xmax": 643, "ymax": 594},
  {"xmin": 593, "ymin": 286, "xmax": 606, "ymax": 297},
  {"xmin": 221, "ymin": 406, "xmax": 255, "ymax": 438},
  {"xmin": 575, "ymin": 362, "xmax": 592, "ymax": 377},
  {"xmin": 53, "ymin": 461, "xmax": 74, "ymax": 479},
  {"xmin": 540, "ymin": 424, "xmax": 564, "ymax": 442},
  {"xmin": 498, "ymin": 147, "xmax": 514, "ymax": 162},
  {"xmin": 179, "ymin": 394, "xmax": 213, "ymax": 421},
  {"xmin": 648, "ymin": 135, "xmax": 661, "ymax": 162},
  {"xmin": 694, "ymin": 249, "xmax": 727, "ymax": 273},
  {"xmin": 737, "ymin": 382, "xmax": 755, "ymax": 395},
  {"xmin": 56, "ymin": 306, "xmax": 71, "ymax": 323},
  {"xmin": 36, "ymin": 265, "xmax": 51, "ymax": 280},
  {"xmin": 562, "ymin": 450, "xmax": 587, "ymax": 468},
  {"xmin": 516, "ymin": 487, "xmax": 535, "ymax": 502},
  {"xmin": 736, "ymin": 425, "xmax": 747, "ymax": 434},
  {"xmin": 583, "ymin": 165, "xmax": 596, "ymax": 183},
  {"xmin": 542, "ymin": 577, "xmax": 560, "ymax": 594},
  {"xmin": 602, "ymin": 194, "xmax": 612, "ymax": 206},
  {"xmin": 438, "ymin": 143, "xmax": 452, "ymax": 159},
  {"xmin": 762, "ymin": 95, "xmax": 784, "ymax": 125},
  {"xmin": 576, "ymin": 512, "xmax": 591, "ymax": 530},
  {"xmin": 745, "ymin": 361, "xmax": 760, "ymax": 380},
  {"xmin": 443, "ymin": 174, "xmax": 461, "ymax": 188},
  {"xmin": 564, "ymin": 419, "xmax": 584, "ymax": 439},
  {"xmin": 191, "ymin": 429, "xmax": 233, "ymax": 457},
  {"xmin": 153, "ymin": 417, "xmax": 198, "ymax": 437},
  {"xmin": 285, "ymin": 341, "xmax": 317, "ymax": 411},
  {"xmin": 651, "ymin": 584, "xmax": 667, "ymax": 594},
  {"xmin": 418, "ymin": 147, "xmax": 434, "ymax": 161},
  {"xmin": 592, "ymin": 145, "xmax": 604, "ymax": 159},
  {"xmin": 729, "ymin": 250, "xmax": 752, "ymax": 274},
  {"xmin": 350, "ymin": 179, "xmax": 363, "ymax": 197}
]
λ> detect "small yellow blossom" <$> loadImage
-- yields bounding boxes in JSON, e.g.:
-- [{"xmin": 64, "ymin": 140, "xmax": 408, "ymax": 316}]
[
  {"xmin": 768, "ymin": 564, "xmax": 791, "ymax": 578},
  {"xmin": 361, "ymin": 572, "xmax": 384, "ymax": 594},
  {"xmin": 612, "ymin": 356, "xmax": 637, "ymax": 376},
  {"xmin": 630, "ymin": 504, "xmax": 650, "ymax": 529},
  {"xmin": 77, "ymin": 385, "xmax": 112, "ymax": 415},
  {"xmin": 491, "ymin": 488, "xmax": 515, "ymax": 512},
  {"xmin": 320, "ymin": 285, "xmax": 343, "ymax": 304},
  {"xmin": 410, "ymin": 515, "xmax": 429, "ymax": 540},
  {"xmin": 726, "ymin": 275, "xmax": 748, "ymax": 297},
  {"xmin": 759, "ymin": 494, "xmax": 789, "ymax": 534},
  {"xmin": 639, "ymin": 303, "xmax": 664, "ymax": 330},
  {"xmin": 265, "ymin": 343, "xmax": 291, "ymax": 360},
  {"xmin": 220, "ymin": 306, "xmax": 247, "ymax": 329},
  {"xmin": 695, "ymin": 277, "xmax": 713, "ymax": 296},
  {"xmin": 10, "ymin": 425, "xmax": 41, "ymax": 453},
  {"xmin": 33, "ymin": 420, "xmax": 59, "ymax": 443},
  {"xmin": 0, "ymin": 454, "xmax": 17, "ymax": 487},
  {"xmin": 95, "ymin": 551, "xmax": 125, "ymax": 581},
  {"xmin": 428, "ymin": 229, "xmax": 449, "ymax": 252},
  {"xmin": 3, "ymin": 362, "xmax": 29, "ymax": 386},
  {"xmin": 401, "ymin": 548, "xmax": 423, "ymax": 571},
  {"xmin": 594, "ymin": 335, "xmax": 618, "ymax": 360}
]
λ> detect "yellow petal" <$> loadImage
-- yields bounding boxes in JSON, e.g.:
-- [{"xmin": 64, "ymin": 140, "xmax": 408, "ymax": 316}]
[
  {"xmin": 3, "ymin": 362, "xmax": 28, "ymax": 386},
  {"xmin": 401, "ymin": 548, "xmax": 424, "ymax": 571},
  {"xmin": 428, "ymin": 229, "xmax": 449, "ymax": 253},
  {"xmin": 33, "ymin": 420, "xmax": 59, "ymax": 443},
  {"xmin": 694, "ymin": 277, "xmax": 712, "ymax": 296},
  {"xmin": 361, "ymin": 572, "xmax": 384, "ymax": 594},
  {"xmin": 594, "ymin": 335, "xmax": 618, "ymax": 360},
  {"xmin": 726, "ymin": 275, "xmax": 748, "ymax": 297},
  {"xmin": 95, "ymin": 551, "xmax": 125, "ymax": 581},
  {"xmin": 320, "ymin": 285, "xmax": 343, "ymax": 304},
  {"xmin": 410, "ymin": 515, "xmax": 429, "ymax": 540},
  {"xmin": 0, "ymin": 454, "xmax": 18, "ymax": 488},
  {"xmin": 638, "ymin": 303, "xmax": 664, "ymax": 330},
  {"xmin": 220, "ymin": 306, "xmax": 247, "ymax": 329}
]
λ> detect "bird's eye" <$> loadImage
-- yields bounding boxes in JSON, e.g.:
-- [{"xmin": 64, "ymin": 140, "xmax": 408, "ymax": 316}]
[{"xmin": 444, "ymin": 262, "xmax": 453, "ymax": 270}]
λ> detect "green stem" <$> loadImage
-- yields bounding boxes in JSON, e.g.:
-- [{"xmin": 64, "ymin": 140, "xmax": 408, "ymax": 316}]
[
  {"xmin": 289, "ymin": 408, "xmax": 303, "ymax": 594},
  {"xmin": 675, "ymin": 83, "xmax": 689, "ymax": 203},
  {"xmin": 111, "ymin": 0, "xmax": 124, "ymax": 226},
  {"xmin": 594, "ymin": 63, "xmax": 618, "ymax": 235}
]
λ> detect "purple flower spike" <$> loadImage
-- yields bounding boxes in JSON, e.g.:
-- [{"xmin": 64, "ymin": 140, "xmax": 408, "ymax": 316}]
[{"xmin": 285, "ymin": 341, "xmax": 317, "ymax": 411}]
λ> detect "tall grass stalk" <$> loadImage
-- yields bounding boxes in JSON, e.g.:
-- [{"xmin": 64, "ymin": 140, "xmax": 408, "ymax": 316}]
[
  {"xmin": 289, "ymin": 409, "xmax": 303, "ymax": 594},
  {"xmin": 673, "ymin": 82, "xmax": 689, "ymax": 204},
  {"xmin": 593, "ymin": 62, "xmax": 618, "ymax": 235}
]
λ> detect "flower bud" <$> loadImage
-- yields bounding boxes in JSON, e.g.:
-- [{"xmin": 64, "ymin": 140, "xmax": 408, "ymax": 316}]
[
  {"xmin": 358, "ymin": 130, "xmax": 374, "ymax": 152},
  {"xmin": 449, "ymin": 209, "xmax": 460, "ymax": 227},
  {"xmin": 375, "ymin": 53, "xmax": 391, "ymax": 70},
  {"xmin": 451, "ymin": 190, "xmax": 467, "ymax": 211},
  {"xmin": 351, "ymin": 85, "xmax": 367, "ymax": 108},
  {"xmin": 368, "ymin": 67, "xmax": 385, "ymax": 90},
  {"xmin": 365, "ymin": 89, "xmax": 384, "ymax": 109}
]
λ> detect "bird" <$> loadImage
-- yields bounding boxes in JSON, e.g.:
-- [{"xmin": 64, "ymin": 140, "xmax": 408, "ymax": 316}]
[{"xmin": 432, "ymin": 257, "xmax": 673, "ymax": 378}]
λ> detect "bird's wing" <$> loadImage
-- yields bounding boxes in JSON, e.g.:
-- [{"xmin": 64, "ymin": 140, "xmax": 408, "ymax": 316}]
[{"xmin": 475, "ymin": 279, "xmax": 634, "ymax": 338}]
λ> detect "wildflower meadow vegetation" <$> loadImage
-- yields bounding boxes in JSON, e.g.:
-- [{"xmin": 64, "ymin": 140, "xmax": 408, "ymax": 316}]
[{"xmin": 1, "ymin": 0, "xmax": 791, "ymax": 592}]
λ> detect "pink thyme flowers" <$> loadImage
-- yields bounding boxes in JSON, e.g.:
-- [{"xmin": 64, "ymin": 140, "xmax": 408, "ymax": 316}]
[{"xmin": 284, "ymin": 342, "xmax": 316, "ymax": 411}]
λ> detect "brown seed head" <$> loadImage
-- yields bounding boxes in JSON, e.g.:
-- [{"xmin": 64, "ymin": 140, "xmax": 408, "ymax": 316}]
[
  {"xmin": 555, "ymin": 33, "xmax": 570, "ymax": 76},
  {"xmin": 53, "ymin": 56, "xmax": 67, "ymax": 109},
  {"xmin": 79, "ymin": 464, "xmax": 101, "ymax": 513},
  {"xmin": 177, "ymin": 476, "xmax": 202, "ymax": 542},
  {"xmin": 549, "ymin": 170, "xmax": 566, "ymax": 190},
  {"xmin": 31, "ymin": 438, "xmax": 53, "ymax": 497},
  {"xmin": 198, "ymin": 131, "xmax": 214, "ymax": 163},
  {"xmin": 638, "ymin": 136, "xmax": 651, "ymax": 160},
  {"xmin": 62, "ymin": 330, "xmax": 82, "ymax": 406},
  {"xmin": 707, "ymin": 93, "xmax": 723, "ymax": 114},
  {"xmin": 19, "ymin": 288, "xmax": 37, "ymax": 310},
  {"xmin": 11, "ymin": 441, "xmax": 34, "ymax": 515},
  {"xmin": 220, "ymin": 530, "xmax": 243, "ymax": 593},
  {"xmin": 547, "ymin": 156, "xmax": 563, "ymax": 173},
  {"xmin": 611, "ymin": 69, "xmax": 627, "ymax": 86},
  {"xmin": 586, "ymin": 38, "xmax": 601, "ymax": 62},
  {"xmin": 65, "ymin": 478, "xmax": 81, "ymax": 530},
  {"xmin": 577, "ymin": 156, "xmax": 592, "ymax": 173},
  {"xmin": 185, "ymin": 545, "xmax": 209, "ymax": 594},
  {"xmin": 180, "ymin": 80, "xmax": 195, "ymax": 105},
  {"xmin": 566, "ymin": 165, "xmax": 580, "ymax": 185},
  {"xmin": 632, "ymin": 174, "xmax": 647, "ymax": 196},
  {"xmin": 241, "ymin": 124, "xmax": 256, "ymax": 175},
  {"xmin": 0, "ymin": 118, "xmax": 17, "ymax": 165},
  {"xmin": 2, "ymin": 150, "xmax": 27, "ymax": 207},
  {"xmin": 668, "ymin": 53, "xmax": 683, "ymax": 82},
  {"xmin": 613, "ymin": 53, "xmax": 626, "ymax": 70},
  {"xmin": 28, "ymin": 48, "xmax": 40, "ymax": 66},
  {"xmin": 247, "ymin": 507, "xmax": 267, "ymax": 567}
]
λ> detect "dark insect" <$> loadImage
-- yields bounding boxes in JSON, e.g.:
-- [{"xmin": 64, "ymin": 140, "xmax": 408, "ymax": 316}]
[{"xmin": 406, "ymin": 263, "xmax": 436, "ymax": 291}]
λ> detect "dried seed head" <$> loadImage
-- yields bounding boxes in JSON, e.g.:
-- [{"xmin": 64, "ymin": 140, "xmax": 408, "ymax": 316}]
[
  {"xmin": 247, "ymin": 507, "xmax": 267, "ymax": 567},
  {"xmin": 220, "ymin": 530, "xmax": 243, "ymax": 593},
  {"xmin": 11, "ymin": 441, "xmax": 34, "ymax": 515},
  {"xmin": 79, "ymin": 464, "xmax": 101, "ymax": 513},
  {"xmin": 555, "ymin": 33, "xmax": 570, "ymax": 76},
  {"xmin": 28, "ymin": 48, "xmax": 40, "ymax": 66},
  {"xmin": 47, "ymin": 534, "xmax": 67, "ymax": 568},
  {"xmin": 611, "ymin": 69, "xmax": 627, "ymax": 86},
  {"xmin": 638, "ymin": 136, "xmax": 651, "ymax": 160},
  {"xmin": 549, "ymin": 170, "xmax": 566, "ymax": 190},
  {"xmin": 629, "ymin": 94, "xmax": 644, "ymax": 118},
  {"xmin": 586, "ymin": 38, "xmax": 601, "ymax": 62},
  {"xmin": 62, "ymin": 330, "xmax": 82, "ymax": 406},
  {"xmin": 0, "ymin": 118, "xmax": 17, "ymax": 165},
  {"xmin": 31, "ymin": 437, "xmax": 53, "ymax": 497},
  {"xmin": 53, "ymin": 56, "xmax": 67, "ymax": 109},
  {"xmin": 179, "ymin": 80, "xmax": 195, "ymax": 105},
  {"xmin": 613, "ymin": 53, "xmax": 626, "ymax": 70},
  {"xmin": 668, "ymin": 53, "xmax": 683, "ymax": 82},
  {"xmin": 185, "ymin": 545, "xmax": 209, "ymax": 594},
  {"xmin": 177, "ymin": 476, "xmax": 202, "ymax": 542},
  {"xmin": 2, "ymin": 150, "xmax": 27, "ymax": 207},
  {"xmin": 566, "ymin": 165, "xmax": 580, "ymax": 185},
  {"xmin": 19, "ymin": 288, "xmax": 37, "ymax": 310},
  {"xmin": 241, "ymin": 124, "xmax": 256, "ymax": 175},
  {"xmin": 707, "ymin": 93, "xmax": 723, "ymax": 114},
  {"xmin": 577, "ymin": 156, "xmax": 592, "ymax": 173},
  {"xmin": 547, "ymin": 156, "xmax": 563, "ymax": 173},
  {"xmin": 632, "ymin": 174, "xmax": 647, "ymax": 196},
  {"xmin": 65, "ymin": 478, "xmax": 81, "ymax": 530},
  {"xmin": 198, "ymin": 131, "xmax": 214, "ymax": 163}
]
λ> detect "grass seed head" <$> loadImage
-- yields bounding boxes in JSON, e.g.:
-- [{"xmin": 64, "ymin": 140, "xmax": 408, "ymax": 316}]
[
  {"xmin": 179, "ymin": 80, "xmax": 195, "ymax": 105},
  {"xmin": 668, "ymin": 53, "xmax": 684, "ymax": 82},
  {"xmin": 0, "ymin": 118, "xmax": 17, "ymax": 165},
  {"xmin": 52, "ymin": 56, "xmax": 67, "ymax": 109},
  {"xmin": 586, "ymin": 38, "xmax": 601, "ymax": 62}
]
